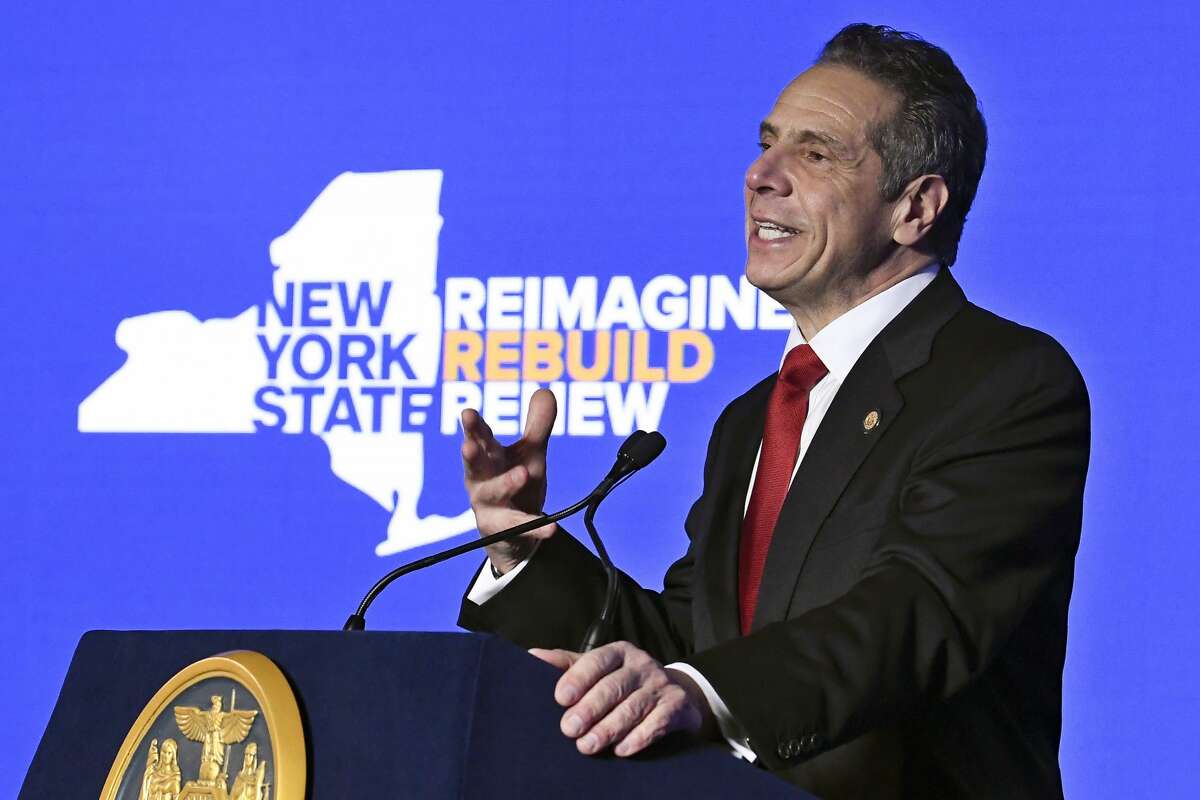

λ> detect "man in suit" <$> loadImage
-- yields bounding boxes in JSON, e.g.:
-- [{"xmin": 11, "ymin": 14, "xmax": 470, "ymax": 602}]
[{"xmin": 457, "ymin": 24, "xmax": 1089, "ymax": 799}]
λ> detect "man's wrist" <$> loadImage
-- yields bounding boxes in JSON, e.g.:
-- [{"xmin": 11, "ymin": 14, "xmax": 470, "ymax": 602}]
[
  {"xmin": 467, "ymin": 545, "xmax": 540, "ymax": 605},
  {"xmin": 485, "ymin": 538, "xmax": 539, "ymax": 576},
  {"xmin": 665, "ymin": 662, "xmax": 757, "ymax": 761},
  {"xmin": 664, "ymin": 666, "xmax": 719, "ymax": 742}
]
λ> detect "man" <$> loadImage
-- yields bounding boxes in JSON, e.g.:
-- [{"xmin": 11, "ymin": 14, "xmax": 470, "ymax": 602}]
[{"xmin": 457, "ymin": 24, "xmax": 1089, "ymax": 799}]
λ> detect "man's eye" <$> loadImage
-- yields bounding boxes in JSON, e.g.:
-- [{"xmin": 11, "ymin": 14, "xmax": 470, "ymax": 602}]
[
  {"xmin": 805, "ymin": 150, "xmax": 828, "ymax": 162},
  {"xmin": 757, "ymin": 141, "xmax": 770, "ymax": 152}
]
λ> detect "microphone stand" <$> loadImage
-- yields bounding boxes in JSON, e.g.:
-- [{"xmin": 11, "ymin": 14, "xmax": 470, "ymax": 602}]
[
  {"xmin": 577, "ymin": 432, "xmax": 664, "ymax": 650},
  {"xmin": 577, "ymin": 477, "xmax": 627, "ymax": 652}
]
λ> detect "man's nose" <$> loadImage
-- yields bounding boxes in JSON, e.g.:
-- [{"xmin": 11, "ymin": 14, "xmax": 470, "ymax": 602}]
[{"xmin": 745, "ymin": 151, "xmax": 791, "ymax": 197}]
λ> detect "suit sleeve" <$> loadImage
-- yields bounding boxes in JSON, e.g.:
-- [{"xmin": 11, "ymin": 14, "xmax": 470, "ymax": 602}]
[
  {"xmin": 457, "ymin": 407, "xmax": 732, "ymax": 663},
  {"xmin": 684, "ymin": 341, "xmax": 1090, "ymax": 770}
]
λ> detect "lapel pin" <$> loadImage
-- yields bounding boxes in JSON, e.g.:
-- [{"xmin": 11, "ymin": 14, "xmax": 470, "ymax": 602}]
[{"xmin": 862, "ymin": 409, "xmax": 880, "ymax": 433}]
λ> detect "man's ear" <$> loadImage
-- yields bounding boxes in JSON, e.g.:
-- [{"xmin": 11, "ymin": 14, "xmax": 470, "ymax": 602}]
[{"xmin": 892, "ymin": 174, "xmax": 949, "ymax": 248}]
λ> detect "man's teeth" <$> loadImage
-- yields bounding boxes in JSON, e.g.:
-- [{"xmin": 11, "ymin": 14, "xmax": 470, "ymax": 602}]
[{"xmin": 756, "ymin": 221, "xmax": 798, "ymax": 240}]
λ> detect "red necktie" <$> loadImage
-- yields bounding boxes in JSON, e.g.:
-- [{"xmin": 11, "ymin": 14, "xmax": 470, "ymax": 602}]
[{"xmin": 738, "ymin": 344, "xmax": 828, "ymax": 635}]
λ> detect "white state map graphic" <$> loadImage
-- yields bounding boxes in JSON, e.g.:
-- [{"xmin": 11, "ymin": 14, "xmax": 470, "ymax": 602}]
[{"xmin": 79, "ymin": 170, "xmax": 476, "ymax": 556}]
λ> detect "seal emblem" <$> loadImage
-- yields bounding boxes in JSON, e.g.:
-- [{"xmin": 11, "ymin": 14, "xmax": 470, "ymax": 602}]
[{"xmin": 100, "ymin": 650, "xmax": 305, "ymax": 800}]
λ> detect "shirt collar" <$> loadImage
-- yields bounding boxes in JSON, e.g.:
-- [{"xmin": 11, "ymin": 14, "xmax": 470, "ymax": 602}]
[{"xmin": 782, "ymin": 263, "xmax": 940, "ymax": 382}]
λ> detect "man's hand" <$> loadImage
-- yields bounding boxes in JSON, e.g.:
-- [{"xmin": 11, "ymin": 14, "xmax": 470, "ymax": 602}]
[
  {"xmin": 530, "ymin": 641, "xmax": 717, "ymax": 757},
  {"xmin": 461, "ymin": 388, "xmax": 557, "ymax": 573}
]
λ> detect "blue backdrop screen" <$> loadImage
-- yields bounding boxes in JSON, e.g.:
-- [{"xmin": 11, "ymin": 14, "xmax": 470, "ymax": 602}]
[{"xmin": 3, "ymin": 3, "xmax": 1197, "ymax": 796}]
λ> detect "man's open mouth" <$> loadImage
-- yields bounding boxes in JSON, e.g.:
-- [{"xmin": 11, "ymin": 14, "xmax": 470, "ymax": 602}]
[{"xmin": 755, "ymin": 220, "xmax": 801, "ymax": 240}]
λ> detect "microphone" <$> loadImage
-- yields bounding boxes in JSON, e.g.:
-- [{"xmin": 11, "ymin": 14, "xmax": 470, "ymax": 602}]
[
  {"xmin": 343, "ymin": 429, "xmax": 663, "ymax": 632},
  {"xmin": 578, "ymin": 431, "xmax": 667, "ymax": 652}
]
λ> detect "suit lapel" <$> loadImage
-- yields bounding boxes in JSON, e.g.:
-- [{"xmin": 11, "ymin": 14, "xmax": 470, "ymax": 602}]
[
  {"xmin": 702, "ymin": 375, "xmax": 772, "ymax": 645},
  {"xmin": 750, "ymin": 269, "xmax": 967, "ymax": 632}
]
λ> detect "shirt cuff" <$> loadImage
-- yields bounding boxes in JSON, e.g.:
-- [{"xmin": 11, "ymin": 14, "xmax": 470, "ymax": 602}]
[
  {"xmin": 465, "ymin": 550, "xmax": 535, "ymax": 604},
  {"xmin": 664, "ymin": 662, "xmax": 757, "ymax": 762}
]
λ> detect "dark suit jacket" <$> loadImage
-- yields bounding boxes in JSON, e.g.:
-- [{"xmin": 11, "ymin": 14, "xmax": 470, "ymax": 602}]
[{"xmin": 459, "ymin": 270, "xmax": 1090, "ymax": 799}]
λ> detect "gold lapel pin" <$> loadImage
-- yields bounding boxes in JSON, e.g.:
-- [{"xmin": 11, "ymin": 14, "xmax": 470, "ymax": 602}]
[{"xmin": 862, "ymin": 410, "xmax": 880, "ymax": 433}]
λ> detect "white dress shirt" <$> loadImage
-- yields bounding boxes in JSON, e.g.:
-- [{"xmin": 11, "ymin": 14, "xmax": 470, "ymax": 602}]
[{"xmin": 467, "ymin": 263, "xmax": 939, "ymax": 760}]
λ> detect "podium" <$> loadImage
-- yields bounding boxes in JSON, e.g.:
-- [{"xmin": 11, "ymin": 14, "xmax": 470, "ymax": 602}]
[{"xmin": 22, "ymin": 631, "xmax": 807, "ymax": 798}]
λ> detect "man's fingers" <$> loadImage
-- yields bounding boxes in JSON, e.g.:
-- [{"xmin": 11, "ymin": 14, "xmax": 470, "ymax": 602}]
[
  {"xmin": 461, "ymin": 411, "xmax": 499, "ymax": 478},
  {"xmin": 461, "ymin": 408, "xmax": 503, "ymax": 458},
  {"xmin": 574, "ymin": 686, "xmax": 659, "ymax": 755},
  {"xmin": 554, "ymin": 643, "xmax": 626, "ymax": 707},
  {"xmin": 561, "ymin": 667, "xmax": 645, "ymax": 741},
  {"xmin": 612, "ymin": 691, "xmax": 695, "ymax": 757},
  {"xmin": 461, "ymin": 437, "xmax": 493, "ymax": 480},
  {"xmin": 460, "ymin": 408, "xmax": 491, "ymax": 440},
  {"xmin": 521, "ymin": 388, "xmax": 557, "ymax": 447},
  {"xmin": 528, "ymin": 648, "xmax": 580, "ymax": 671}
]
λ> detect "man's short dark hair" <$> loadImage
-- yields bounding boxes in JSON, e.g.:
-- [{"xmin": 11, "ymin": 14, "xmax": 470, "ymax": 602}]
[{"xmin": 817, "ymin": 23, "xmax": 987, "ymax": 267}]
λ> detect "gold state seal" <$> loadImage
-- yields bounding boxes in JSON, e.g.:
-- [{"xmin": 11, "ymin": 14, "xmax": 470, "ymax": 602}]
[{"xmin": 100, "ymin": 651, "xmax": 305, "ymax": 800}]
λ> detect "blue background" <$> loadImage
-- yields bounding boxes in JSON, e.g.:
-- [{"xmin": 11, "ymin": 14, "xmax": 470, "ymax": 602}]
[{"xmin": 3, "ymin": 2, "xmax": 1197, "ymax": 796}]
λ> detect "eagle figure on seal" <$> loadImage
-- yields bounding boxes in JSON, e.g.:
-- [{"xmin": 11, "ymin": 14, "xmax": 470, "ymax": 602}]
[{"xmin": 174, "ymin": 692, "xmax": 257, "ymax": 786}]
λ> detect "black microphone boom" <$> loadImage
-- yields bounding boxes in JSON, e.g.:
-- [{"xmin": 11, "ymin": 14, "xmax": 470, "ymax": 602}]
[
  {"xmin": 343, "ymin": 496, "xmax": 591, "ymax": 631},
  {"xmin": 344, "ymin": 429, "xmax": 662, "ymax": 632}
]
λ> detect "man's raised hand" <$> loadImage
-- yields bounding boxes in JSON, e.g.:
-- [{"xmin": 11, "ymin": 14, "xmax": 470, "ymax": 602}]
[{"xmin": 460, "ymin": 388, "xmax": 557, "ymax": 573}]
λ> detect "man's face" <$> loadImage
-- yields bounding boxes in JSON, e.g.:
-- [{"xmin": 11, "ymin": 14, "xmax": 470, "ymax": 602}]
[{"xmin": 745, "ymin": 65, "xmax": 900, "ymax": 306}]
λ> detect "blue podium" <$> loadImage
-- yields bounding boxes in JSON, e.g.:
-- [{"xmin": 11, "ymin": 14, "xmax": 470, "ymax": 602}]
[{"xmin": 22, "ymin": 631, "xmax": 806, "ymax": 798}]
